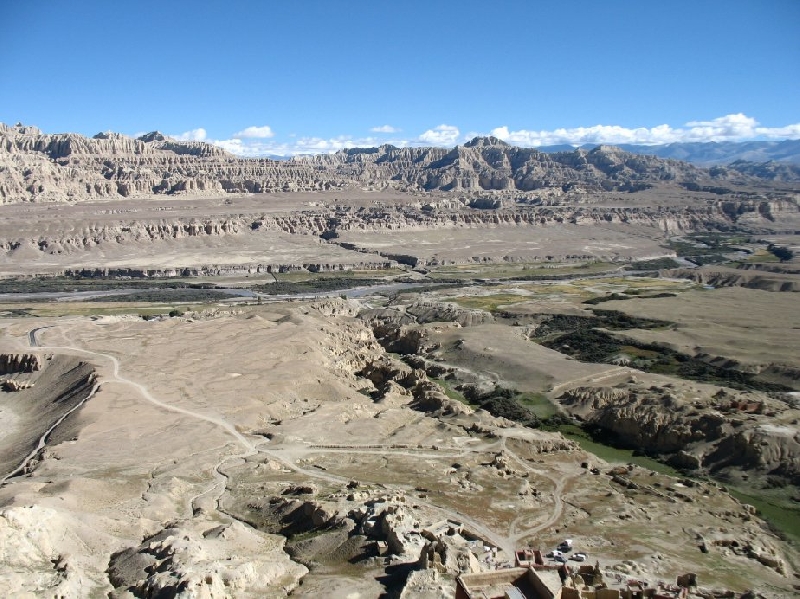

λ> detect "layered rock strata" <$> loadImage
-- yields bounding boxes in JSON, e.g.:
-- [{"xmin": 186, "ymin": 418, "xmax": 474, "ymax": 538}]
[
  {"xmin": 559, "ymin": 384, "xmax": 800, "ymax": 484},
  {"xmin": 1, "ymin": 197, "xmax": 796, "ymax": 276},
  {"xmin": 0, "ymin": 123, "xmax": 783, "ymax": 203}
]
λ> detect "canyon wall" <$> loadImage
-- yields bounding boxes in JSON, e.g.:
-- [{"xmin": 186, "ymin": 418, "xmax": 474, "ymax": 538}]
[{"xmin": 0, "ymin": 123, "xmax": 774, "ymax": 203}]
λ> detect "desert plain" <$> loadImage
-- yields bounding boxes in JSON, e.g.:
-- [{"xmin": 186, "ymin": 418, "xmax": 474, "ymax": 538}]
[{"xmin": 0, "ymin": 125, "xmax": 798, "ymax": 598}]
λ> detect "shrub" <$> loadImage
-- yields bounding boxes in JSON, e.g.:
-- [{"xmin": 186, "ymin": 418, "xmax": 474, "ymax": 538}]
[{"xmin": 768, "ymin": 244, "xmax": 794, "ymax": 262}]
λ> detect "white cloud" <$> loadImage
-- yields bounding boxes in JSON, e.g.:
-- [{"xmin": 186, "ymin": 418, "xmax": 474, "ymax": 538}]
[
  {"xmin": 210, "ymin": 138, "xmax": 245, "ymax": 154},
  {"xmin": 233, "ymin": 125, "xmax": 275, "ymax": 139},
  {"xmin": 183, "ymin": 114, "xmax": 800, "ymax": 158},
  {"xmin": 419, "ymin": 124, "xmax": 460, "ymax": 145},
  {"xmin": 371, "ymin": 125, "xmax": 400, "ymax": 133},
  {"xmin": 173, "ymin": 128, "xmax": 207, "ymax": 142},
  {"xmin": 490, "ymin": 114, "xmax": 800, "ymax": 147},
  {"xmin": 490, "ymin": 126, "xmax": 511, "ymax": 140},
  {"xmin": 209, "ymin": 134, "xmax": 412, "ymax": 158},
  {"xmin": 681, "ymin": 114, "xmax": 759, "ymax": 142},
  {"xmin": 755, "ymin": 123, "xmax": 800, "ymax": 138}
]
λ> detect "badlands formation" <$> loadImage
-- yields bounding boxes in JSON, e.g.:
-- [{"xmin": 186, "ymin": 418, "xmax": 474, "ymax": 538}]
[{"xmin": 0, "ymin": 123, "xmax": 798, "ymax": 598}]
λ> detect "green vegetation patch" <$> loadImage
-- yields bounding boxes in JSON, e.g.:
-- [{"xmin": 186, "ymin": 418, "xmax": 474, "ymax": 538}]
[
  {"xmin": 516, "ymin": 391, "xmax": 558, "ymax": 419},
  {"xmin": 667, "ymin": 232, "xmax": 751, "ymax": 266},
  {"xmin": 426, "ymin": 261, "xmax": 616, "ymax": 282},
  {"xmin": 727, "ymin": 488, "xmax": 800, "ymax": 545},
  {"xmin": 0, "ymin": 276, "xmax": 219, "ymax": 294},
  {"xmin": 272, "ymin": 269, "xmax": 398, "ymax": 283},
  {"xmin": 458, "ymin": 386, "xmax": 568, "ymax": 429},
  {"xmin": 98, "ymin": 289, "xmax": 240, "ymax": 302},
  {"xmin": 463, "ymin": 386, "xmax": 540, "ymax": 427},
  {"xmin": 430, "ymin": 378, "xmax": 467, "ymax": 404},
  {"xmin": 535, "ymin": 311, "xmax": 792, "ymax": 392},
  {"xmin": 559, "ymin": 425, "xmax": 682, "ymax": 476},
  {"xmin": 253, "ymin": 277, "xmax": 383, "ymax": 295},
  {"xmin": 583, "ymin": 292, "xmax": 677, "ymax": 305},
  {"xmin": 685, "ymin": 254, "xmax": 729, "ymax": 266},
  {"xmin": 449, "ymin": 293, "xmax": 529, "ymax": 313},
  {"xmin": 767, "ymin": 244, "xmax": 795, "ymax": 263},
  {"xmin": 0, "ymin": 308, "xmax": 35, "ymax": 318},
  {"xmin": 532, "ymin": 310, "xmax": 671, "ymax": 340},
  {"xmin": 385, "ymin": 282, "xmax": 467, "ymax": 304},
  {"xmin": 741, "ymin": 251, "xmax": 780, "ymax": 264},
  {"xmin": 628, "ymin": 257, "xmax": 681, "ymax": 270}
]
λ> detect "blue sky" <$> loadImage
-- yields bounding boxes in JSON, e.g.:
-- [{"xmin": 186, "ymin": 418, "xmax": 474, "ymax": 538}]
[{"xmin": 2, "ymin": 0, "xmax": 798, "ymax": 155}]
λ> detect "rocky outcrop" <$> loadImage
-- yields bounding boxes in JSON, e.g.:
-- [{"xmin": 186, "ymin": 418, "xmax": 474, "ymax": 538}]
[
  {"xmin": 727, "ymin": 160, "xmax": 800, "ymax": 182},
  {"xmin": 0, "ymin": 506, "xmax": 108, "ymax": 596},
  {"xmin": 0, "ymin": 379, "xmax": 34, "ymax": 392},
  {"xmin": 557, "ymin": 386, "xmax": 628, "ymax": 406},
  {"xmin": 358, "ymin": 358, "xmax": 421, "ymax": 395},
  {"xmin": 665, "ymin": 267, "xmax": 800, "ymax": 292},
  {"xmin": 406, "ymin": 301, "xmax": 494, "ymax": 327},
  {"xmin": 0, "ymin": 353, "xmax": 43, "ymax": 374},
  {"xmin": 703, "ymin": 425, "xmax": 800, "ymax": 483},
  {"xmin": 1, "ymin": 128, "xmax": 796, "ymax": 275},
  {"xmin": 360, "ymin": 303, "xmax": 494, "ymax": 360},
  {"xmin": 5, "ymin": 199, "xmax": 781, "ymax": 272},
  {"xmin": 698, "ymin": 530, "xmax": 789, "ymax": 576},
  {"xmin": 359, "ymin": 308, "xmax": 417, "ymax": 331},
  {"xmin": 300, "ymin": 139, "xmax": 730, "ymax": 193},
  {"xmin": 366, "ymin": 322, "xmax": 430, "ymax": 355},
  {"xmin": 559, "ymin": 384, "xmax": 800, "ymax": 484},
  {"xmin": 107, "ymin": 519, "xmax": 307, "ymax": 598},
  {"xmin": 0, "ymin": 358, "xmax": 97, "ymax": 479},
  {"xmin": 409, "ymin": 379, "xmax": 471, "ymax": 417},
  {"xmin": 355, "ymin": 356, "xmax": 469, "ymax": 416},
  {"xmin": 0, "ymin": 123, "xmax": 346, "ymax": 203},
  {"xmin": 560, "ymin": 385, "xmax": 728, "ymax": 453},
  {"xmin": 61, "ymin": 261, "xmax": 393, "ymax": 278},
  {"xmin": 0, "ymin": 123, "xmax": 781, "ymax": 203}
]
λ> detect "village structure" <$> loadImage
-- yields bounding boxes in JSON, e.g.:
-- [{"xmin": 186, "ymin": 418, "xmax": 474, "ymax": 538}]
[{"xmin": 455, "ymin": 558, "xmax": 696, "ymax": 599}]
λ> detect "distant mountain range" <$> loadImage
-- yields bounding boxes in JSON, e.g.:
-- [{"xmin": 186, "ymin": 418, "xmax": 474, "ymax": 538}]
[
  {"xmin": 1, "ymin": 122, "xmax": 798, "ymax": 203},
  {"xmin": 266, "ymin": 139, "xmax": 800, "ymax": 167},
  {"xmin": 537, "ymin": 139, "xmax": 800, "ymax": 166}
]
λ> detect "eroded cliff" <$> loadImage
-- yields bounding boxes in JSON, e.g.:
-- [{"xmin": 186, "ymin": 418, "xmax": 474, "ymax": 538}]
[{"xmin": 0, "ymin": 123, "xmax": 784, "ymax": 203}]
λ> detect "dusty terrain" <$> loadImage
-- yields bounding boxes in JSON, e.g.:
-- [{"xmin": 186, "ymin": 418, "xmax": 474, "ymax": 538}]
[
  {"xmin": 0, "ymin": 286, "xmax": 797, "ymax": 597},
  {"xmin": 0, "ymin": 124, "xmax": 798, "ymax": 598}
]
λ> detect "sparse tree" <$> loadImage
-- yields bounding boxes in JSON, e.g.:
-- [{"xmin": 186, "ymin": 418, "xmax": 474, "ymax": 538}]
[{"xmin": 768, "ymin": 244, "xmax": 794, "ymax": 262}]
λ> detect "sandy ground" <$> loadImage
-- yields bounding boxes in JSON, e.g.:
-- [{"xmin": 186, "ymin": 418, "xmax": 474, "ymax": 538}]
[
  {"xmin": 0, "ymin": 286, "xmax": 796, "ymax": 596},
  {"xmin": 0, "ymin": 229, "xmax": 388, "ymax": 275},
  {"xmin": 336, "ymin": 223, "xmax": 670, "ymax": 264},
  {"xmin": 0, "ymin": 193, "xmax": 420, "ymax": 275},
  {"xmin": 599, "ymin": 287, "xmax": 800, "ymax": 369},
  {"xmin": 425, "ymin": 322, "xmax": 610, "ymax": 392},
  {"xmin": 0, "ymin": 193, "xmax": 678, "ymax": 276},
  {"xmin": 0, "ymin": 168, "xmax": 796, "ymax": 597}
]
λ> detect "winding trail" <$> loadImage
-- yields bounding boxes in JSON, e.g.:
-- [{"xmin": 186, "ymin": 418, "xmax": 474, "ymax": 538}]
[
  {"xmin": 261, "ymin": 441, "xmax": 516, "ymax": 556},
  {"xmin": 28, "ymin": 326, "xmax": 52, "ymax": 347},
  {"xmin": 27, "ymin": 326, "xmax": 258, "ymax": 517},
  {"xmin": 503, "ymin": 448, "xmax": 573, "ymax": 544},
  {"xmin": 30, "ymin": 339, "xmax": 256, "ymax": 455},
  {"xmin": 26, "ymin": 325, "xmax": 567, "ymax": 562}
]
